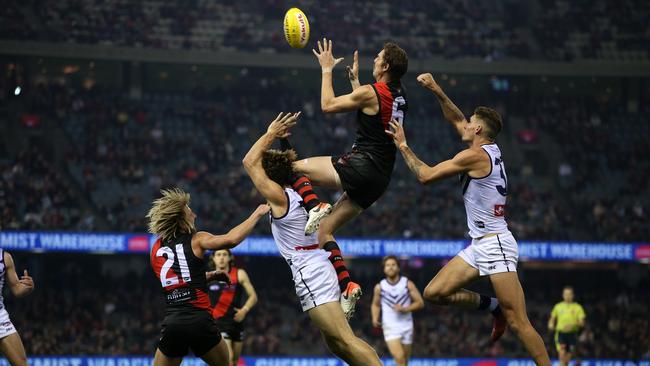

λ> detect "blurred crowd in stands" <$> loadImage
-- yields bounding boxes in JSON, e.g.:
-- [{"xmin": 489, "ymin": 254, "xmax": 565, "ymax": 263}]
[
  {"xmin": 0, "ymin": 0, "xmax": 648, "ymax": 61},
  {"xmin": 1, "ymin": 66, "xmax": 648, "ymax": 242}
]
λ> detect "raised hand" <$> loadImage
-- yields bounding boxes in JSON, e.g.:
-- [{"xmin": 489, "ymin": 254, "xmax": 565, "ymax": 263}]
[
  {"xmin": 385, "ymin": 119, "xmax": 407, "ymax": 149},
  {"xmin": 346, "ymin": 50, "xmax": 359, "ymax": 82},
  {"xmin": 416, "ymin": 73, "xmax": 440, "ymax": 91},
  {"xmin": 312, "ymin": 38, "xmax": 344, "ymax": 72},
  {"xmin": 267, "ymin": 112, "xmax": 301, "ymax": 139}
]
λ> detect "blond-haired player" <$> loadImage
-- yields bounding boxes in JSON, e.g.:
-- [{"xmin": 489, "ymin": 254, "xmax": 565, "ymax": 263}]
[{"xmin": 147, "ymin": 187, "xmax": 268, "ymax": 366}]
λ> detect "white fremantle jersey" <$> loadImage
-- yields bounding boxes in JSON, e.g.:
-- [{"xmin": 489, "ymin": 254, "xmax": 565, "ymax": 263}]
[
  {"xmin": 270, "ymin": 188, "xmax": 329, "ymax": 268},
  {"xmin": 461, "ymin": 143, "xmax": 509, "ymax": 239},
  {"xmin": 380, "ymin": 276, "xmax": 413, "ymax": 326}
]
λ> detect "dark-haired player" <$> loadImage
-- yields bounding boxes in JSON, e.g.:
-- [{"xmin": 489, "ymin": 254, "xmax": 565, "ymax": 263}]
[
  {"xmin": 386, "ymin": 73, "xmax": 551, "ymax": 366},
  {"xmin": 208, "ymin": 249, "xmax": 257, "ymax": 366},
  {"xmin": 371, "ymin": 255, "xmax": 424, "ymax": 366},
  {"xmin": 287, "ymin": 38, "xmax": 409, "ymax": 318},
  {"xmin": 242, "ymin": 112, "xmax": 383, "ymax": 366}
]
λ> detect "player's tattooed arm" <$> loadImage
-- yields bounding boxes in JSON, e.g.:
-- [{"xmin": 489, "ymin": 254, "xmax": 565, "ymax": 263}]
[
  {"xmin": 400, "ymin": 145, "xmax": 428, "ymax": 183},
  {"xmin": 385, "ymin": 119, "xmax": 429, "ymax": 183},
  {"xmin": 417, "ymin": 73, "xmax": 466, "ymax": 137},
  {"xmin": 387, "ymin": 120, "xmax": 485, "ymax": 184}
]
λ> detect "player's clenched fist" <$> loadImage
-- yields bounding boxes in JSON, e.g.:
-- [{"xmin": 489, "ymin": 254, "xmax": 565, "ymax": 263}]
[{"xmin": 416, "ymin": 73, "xmax": 440, "ymax": 91}]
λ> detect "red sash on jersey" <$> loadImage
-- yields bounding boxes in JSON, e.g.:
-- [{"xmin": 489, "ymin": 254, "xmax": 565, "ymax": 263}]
[
  {"xmin": 373, "ymin": 82, "xmax": 395, "ymax": 131},
  {"xmin": 211, "ymin": 266, "xmax": 239, "ymax": 318}
]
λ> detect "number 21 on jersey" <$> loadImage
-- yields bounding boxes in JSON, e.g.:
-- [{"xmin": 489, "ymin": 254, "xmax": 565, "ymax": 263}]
[{"xmin": 156, "ymin": 244, "xmax": 191, "ymax": 288}]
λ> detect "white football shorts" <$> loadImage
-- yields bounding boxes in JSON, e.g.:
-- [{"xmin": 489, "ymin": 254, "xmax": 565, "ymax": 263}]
[
  {"xmin": 383, "ymin": 322, "xmax": 414, "ymax": 345},
  {"xmin": 291, "ymin": 257, "xmax": 341, "ymax": 312},
  {"xmin": 458, "ymin": 231, "xmax": 519, "ymax": 276},
  {"xmin": 0, "ymin": 308, "xmax": 17, "ymax": 339}
]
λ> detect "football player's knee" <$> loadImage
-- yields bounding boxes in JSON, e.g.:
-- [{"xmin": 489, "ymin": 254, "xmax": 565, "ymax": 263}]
[
  {"xmin": 504, "ymin": 311, "xmax": 530, "ymax": 335},
  {"xmin": 424, "ymin": 283, "xmax": 448, "ymax": 303},
  {"xmin": 325, "ymin": 333, "xmax": 349, "ymax": 353}
]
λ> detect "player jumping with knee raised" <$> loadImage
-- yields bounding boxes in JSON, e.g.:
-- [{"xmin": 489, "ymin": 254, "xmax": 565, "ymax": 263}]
[
  {"xmin": 386, "ymin": 73, "xmax": 551, "ymax": 366},
  {"xmin": 286, "ymin": 38, "xmax": 409, "ymax": 318}
]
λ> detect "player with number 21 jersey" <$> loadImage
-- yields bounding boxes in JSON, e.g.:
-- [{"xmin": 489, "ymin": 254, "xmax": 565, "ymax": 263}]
[{"xmin": 147, "ymin": 188, "xmax": 268, "ymax": 366}]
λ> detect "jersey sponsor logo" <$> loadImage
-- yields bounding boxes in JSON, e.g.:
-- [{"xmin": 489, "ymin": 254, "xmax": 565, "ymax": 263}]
[
  {"xmin": 166, "ymin": 287, "xmax": 193, "ymax": 303},
  {"xmin": 494, "ymin": 205, "xmax": 505, "ymax": 217},
  {"xmin": 474, "ymin": 221, "xmax": 486, "ymax": 229}
]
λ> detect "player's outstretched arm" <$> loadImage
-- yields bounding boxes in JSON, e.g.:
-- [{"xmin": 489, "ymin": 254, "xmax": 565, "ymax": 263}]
[
  {"xmin": 371, "ymin": 283, "xmax": 382, "ymax": 328},
  {"xmin": 195, "ymin": 204, "xmax": 270, "ymax": 251},
  {"xmin": 243, "ymin": 112, "xmax": 300, "ymax": 212},
  {"xmin": 386, "ymin": 120, "xmax": 483, "ymax": 184},
  {"xmin": 4, "ymin": 251, "xmax": 35, "ymax": 297},
  {"xmin": 417, "ymin": 73, "xmax": 467, "ymax": 137},
  {"xmin": 313, "ymin": 38, "xmax": 375, "ymax": 113}
]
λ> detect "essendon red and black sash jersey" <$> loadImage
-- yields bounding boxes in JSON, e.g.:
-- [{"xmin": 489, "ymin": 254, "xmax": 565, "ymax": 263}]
[
  {"xmin": 353, "ymin": 80, "xmax": 408, "ymax": 175},
  {"xmin": 150, "ymin": 234, "xmax": 211, "ymax": 318},
  {"xmin": 209, "ymin": 267, "xmax": 244, "ymax": 321}
]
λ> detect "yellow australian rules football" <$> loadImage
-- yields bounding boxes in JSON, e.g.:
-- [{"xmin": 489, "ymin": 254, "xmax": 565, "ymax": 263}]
[{"xmin": 284, "ymin": 8, "xmax": 310, "ymax": 48}]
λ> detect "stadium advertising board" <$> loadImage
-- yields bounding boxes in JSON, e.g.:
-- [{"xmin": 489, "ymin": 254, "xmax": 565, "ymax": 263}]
[
  {"xmin": 0, "ymin": 231, "xmax": 646, "ymax": 261},
  {"xmin": 1, "ymin": 357, "xmax": 647, "ymax": 366}
]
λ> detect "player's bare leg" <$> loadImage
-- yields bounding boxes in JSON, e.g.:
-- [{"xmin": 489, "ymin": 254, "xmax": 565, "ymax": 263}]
[
  {"xmin": 317, "ymin": 192, "xmax": 362, "ymax": 246},
  {"xmin": 222, "ymin": 338, "xmax": 238, "ymax": 366},
  {"xmin": 198, "ymin": 339, "xmax": 231, "ymax": 366},
  {"xmin": 231, "ymin": 341, "xmax": 243, "ymax": 366},
  {"xmin": 0, "ymin": 333, "xmax": 27, "ymax": 366},
  {"xmin": 423, "ymin": 256, "xmax": 480, "ymax": 308},
  {"xmin": 152, "ymin": 349, "xmax": 182, "ymax": 366},
  {"xmin": 293, "ymin": 156, "xmax": 342, "ymax": 189},
  {"xmin": 490, "ymin": 272, "xmax": 551, "ymax": 366},
  {"xmin": 291, "ymin": 156, "xmax": 339, "ymax": 233},
  {"xmin": 559, "ymin": 347, "xmax": 570, "ymax": 366},
  {"xmin": 423, "ymin": 256, "xmax": 507, "ymax": 341},
  {"xmin": 386, "ymin": 339, "xmax": 408, "ymax": 366},
  {"xmin": 318, "ymin": 193, "xmax": 364, "ymax": 319},
  {"xmin": 308, "ymin": 301, "xmax": 382, "ymax": 366},
  {"xmin": 403, "ymin": 343, "xmax": 412, "ymax": 363}
]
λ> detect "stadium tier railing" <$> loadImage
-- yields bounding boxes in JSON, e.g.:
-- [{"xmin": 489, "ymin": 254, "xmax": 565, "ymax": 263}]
[{"xmin": 1, "ymin": 41, "xmax": 649, "ymax": 77}]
